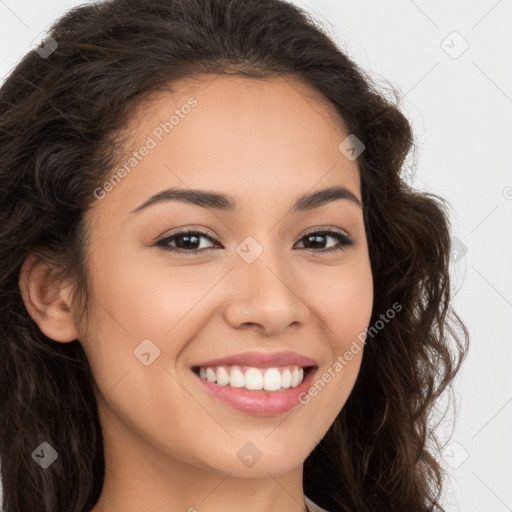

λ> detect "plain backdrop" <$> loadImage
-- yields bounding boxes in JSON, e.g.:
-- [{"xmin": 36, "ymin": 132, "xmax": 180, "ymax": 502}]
[{"xmin": 1, "ymin": 1, "xmax": 511, "ymax": 510}]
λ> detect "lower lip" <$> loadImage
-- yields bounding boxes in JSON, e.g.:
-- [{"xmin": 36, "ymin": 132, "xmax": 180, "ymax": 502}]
[{"xmin": 193, "ymin": 367, "xmax": 317, "ymax": 416}]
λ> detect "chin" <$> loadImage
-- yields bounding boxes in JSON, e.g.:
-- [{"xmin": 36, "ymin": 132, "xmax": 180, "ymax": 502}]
[{"xmin": 201, "ymin": 442, "xmax": 309, "ymax": 478}]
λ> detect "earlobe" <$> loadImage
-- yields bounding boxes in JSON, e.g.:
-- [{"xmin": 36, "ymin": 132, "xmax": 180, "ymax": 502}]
[{"xmin": 18, "ymin": 253, "xmax": 79, "ymax": 343}]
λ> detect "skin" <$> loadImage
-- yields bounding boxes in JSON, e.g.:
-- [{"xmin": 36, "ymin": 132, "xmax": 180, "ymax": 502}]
[{"xmin": 19, "ymin": 74, "xmax": 373, "ymax": 512}]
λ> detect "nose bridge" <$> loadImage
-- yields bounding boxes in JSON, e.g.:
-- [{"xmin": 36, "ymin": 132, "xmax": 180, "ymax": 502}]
[
  {"xmin": 224, "ymin": 234, "xmax": 309, "ymax": 332},
  {"xmin": 235, "ymin": 234, "xmax": 291, "ymax": 294}
]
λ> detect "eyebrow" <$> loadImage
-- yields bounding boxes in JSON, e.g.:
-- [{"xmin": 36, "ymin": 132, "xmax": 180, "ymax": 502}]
[{"xmin": 129, "ymin": 185, "xmax": 363, "ymax": 215}]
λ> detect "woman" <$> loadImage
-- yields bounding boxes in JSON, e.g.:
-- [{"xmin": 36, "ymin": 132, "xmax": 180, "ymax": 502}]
[{"xmin": 0, "ymin": 0, "xmax": 469, "ymax": 511}]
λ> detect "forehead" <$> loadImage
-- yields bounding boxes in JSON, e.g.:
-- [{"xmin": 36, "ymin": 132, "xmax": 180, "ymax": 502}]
[{"xmin": 93, "ymin": 74, "xmax": 361, "ymax": 216}]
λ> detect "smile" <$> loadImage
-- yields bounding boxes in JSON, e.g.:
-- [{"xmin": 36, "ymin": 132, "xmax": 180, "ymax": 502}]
[
  {"xmin": 193, "ymin": 364, "xmax": 308, "ymax": 391},
  {"xmin": 190, "ymin": 351, "xmax": 318, "ymax": 416}
]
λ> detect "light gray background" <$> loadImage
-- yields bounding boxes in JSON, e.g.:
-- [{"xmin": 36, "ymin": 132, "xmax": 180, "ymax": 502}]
[{"xmin": 1, "ymin": 1, "xmax": 511, "ymax": 510}]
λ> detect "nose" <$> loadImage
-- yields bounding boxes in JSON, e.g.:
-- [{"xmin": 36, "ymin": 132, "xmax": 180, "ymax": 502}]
[{"xmin": 223, "ymin": 246, "xmax": 311, "ymax": 336}]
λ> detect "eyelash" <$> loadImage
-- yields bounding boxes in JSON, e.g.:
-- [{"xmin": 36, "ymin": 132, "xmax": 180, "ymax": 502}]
[{"xmin": 154, "ymin": 228, "xmax": 355, "ymax": 255}]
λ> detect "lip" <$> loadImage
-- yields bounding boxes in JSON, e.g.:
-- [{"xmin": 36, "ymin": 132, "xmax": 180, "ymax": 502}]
[
  {"xmin": 191, "ymin": 351, "xmax": 318, "ymax": 416},
  {"xmin": 192, "ymin": 350, "xmax": 317, "ymax": 369}
]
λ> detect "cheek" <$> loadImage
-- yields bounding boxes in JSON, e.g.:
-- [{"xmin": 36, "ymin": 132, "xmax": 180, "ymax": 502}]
[
  {"xmin": 87, "ymin": 244, "xmax": 217, "ymax": 339},
  {"xmin": 304, "ymin": 259, "xmax": 374, "ymax": 346},
  {"xmin": 298, "ymin": 260, "xmax": 372, "ymax": 416}
]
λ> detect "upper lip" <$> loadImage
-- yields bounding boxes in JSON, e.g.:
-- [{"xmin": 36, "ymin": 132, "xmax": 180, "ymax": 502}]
[{"xmin": 192, "ymin": 350, "xmax": 317, "ymax": 369}]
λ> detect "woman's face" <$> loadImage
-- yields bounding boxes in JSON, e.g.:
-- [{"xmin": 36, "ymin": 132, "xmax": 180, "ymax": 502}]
[{"xmin": 79, "ymin": 75, "xmax": 373, "ymax": 478}]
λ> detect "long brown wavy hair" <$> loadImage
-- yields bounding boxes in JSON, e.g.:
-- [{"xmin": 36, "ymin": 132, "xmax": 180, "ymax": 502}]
[{"xmin": 0, "ymin": 0, "xmax": 469, "ymax": 510}]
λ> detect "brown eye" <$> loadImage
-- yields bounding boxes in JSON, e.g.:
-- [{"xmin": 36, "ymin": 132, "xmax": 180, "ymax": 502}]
[
  {"xmin": 295, "ymin": 229, "xmax": 354, "ymax": 253},
  {"xmin": 155, "ymin": 230, "xmax": 222, "ymax": 254}
]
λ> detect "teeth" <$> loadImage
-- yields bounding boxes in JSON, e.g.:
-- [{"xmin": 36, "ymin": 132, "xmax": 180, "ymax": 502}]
[
  {"xmin": 196, "ymin": 365, "xmax": 306, "ymax": 391},
  {"xmin": 281, "ymin": 369, "xmax": 291, "ymax": 388},
  {"xmin": 245, "ymin": 367, "xmax": 263, "ymax": 390},
  {"xmin": 291, "ymin": 367, "xmax": 304, "ymax": 387},
  {"xmin": 206, "ymin": 368, "xmax": 216, "ymax": 382},
  {"xmin": 263, "ymin": 368, "xmax": 282, "ymax": 391},
  {"xmin": 230, "ymin": 368, "xmax": 245, "ymax": 388},
  {"xmin": 216, "ymin": 366, "xmax": 230, "ymax": 386}
]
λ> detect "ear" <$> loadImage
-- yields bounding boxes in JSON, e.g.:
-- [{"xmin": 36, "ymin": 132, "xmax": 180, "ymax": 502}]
[{"xmin": 18, "ymin": 252, "xmax": 80, "ymax": 343}]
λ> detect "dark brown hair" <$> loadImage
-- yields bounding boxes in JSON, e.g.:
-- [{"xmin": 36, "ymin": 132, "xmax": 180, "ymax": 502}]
[{"xmin": 0, "ymin": 0, "xmax": 469, "ymax": 510}]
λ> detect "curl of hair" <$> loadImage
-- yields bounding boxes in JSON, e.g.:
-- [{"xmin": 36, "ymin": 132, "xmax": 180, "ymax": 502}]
[{"xmin": 0, "ymin": 0, "xmax": 469, "ymax": 511}]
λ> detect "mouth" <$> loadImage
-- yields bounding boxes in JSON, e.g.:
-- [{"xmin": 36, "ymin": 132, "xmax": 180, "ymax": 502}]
[
  {"xmin": 190, "ymin": 352, "xmax": 318, "ymax": 416},
  {"xmin": 191, "ymin": 364, "xmax": 315, "ymax": 392}
]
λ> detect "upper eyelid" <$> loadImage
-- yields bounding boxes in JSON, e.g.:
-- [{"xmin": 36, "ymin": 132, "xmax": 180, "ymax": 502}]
[{"xmin": 301, "ymin": 226, "xmax": 350, "ymax": 237}]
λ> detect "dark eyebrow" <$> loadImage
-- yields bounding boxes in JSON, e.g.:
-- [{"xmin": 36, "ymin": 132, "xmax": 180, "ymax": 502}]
[
  {"xmin": 129, "ymin": 185, "xmax": 363, "ymax": 214},
  {"xmin": 291, "ymin": 186, "xmax": 363, "ymax": 212}
]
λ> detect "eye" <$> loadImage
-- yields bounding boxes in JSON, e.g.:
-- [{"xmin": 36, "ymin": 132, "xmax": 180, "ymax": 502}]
[
  {"xmin": 154, "ymin": 227, "xmax": 355, "ymax": 255},
  {"xmin": 154, "ymin": 229, "xmax": 222, "ymax": 254},
  {"xmin": 294, "ymin": 228, "xmax": 355, "ymax": 253}
]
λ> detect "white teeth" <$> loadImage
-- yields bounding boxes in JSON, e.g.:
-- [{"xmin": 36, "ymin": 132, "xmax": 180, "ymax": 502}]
[
  {"xmin": 216, "ymin": 366, "xmax": 230, "ymax": 386},
  {"xmin": 245, "ymin": 368, "xmax": 263, "ymax": 390},
  {"xmin": 263, "ymin": 368, "xmax": 282, "ymax": 391},
  {"xmin": 229, "ymin": 368, "xmax": 245, "ymax": 388},
  {"xmin": 196, "ymin": 364, "xmax": 306, "ymax": 391},
  {"xmin": 281, "ymin": 369, "xmax": 291, "ymax": 388},
  {"xmin": 290, "ymin": 367, "xmax": 304, "ymax": 387}
]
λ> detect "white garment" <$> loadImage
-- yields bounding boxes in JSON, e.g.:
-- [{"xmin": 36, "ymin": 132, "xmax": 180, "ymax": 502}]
[{"xmin": 304, "ymin": 494, "xmax": 331, "ymax": 512}]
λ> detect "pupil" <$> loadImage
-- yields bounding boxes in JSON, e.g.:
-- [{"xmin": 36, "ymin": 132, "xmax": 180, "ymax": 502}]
[
  {"xmin": 177, "ymin": 234, "xmax": 199, "ymax": 249},
  {"xmin": 307, "ymin": 234, "xmax": 324, "ymax": 248}
]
